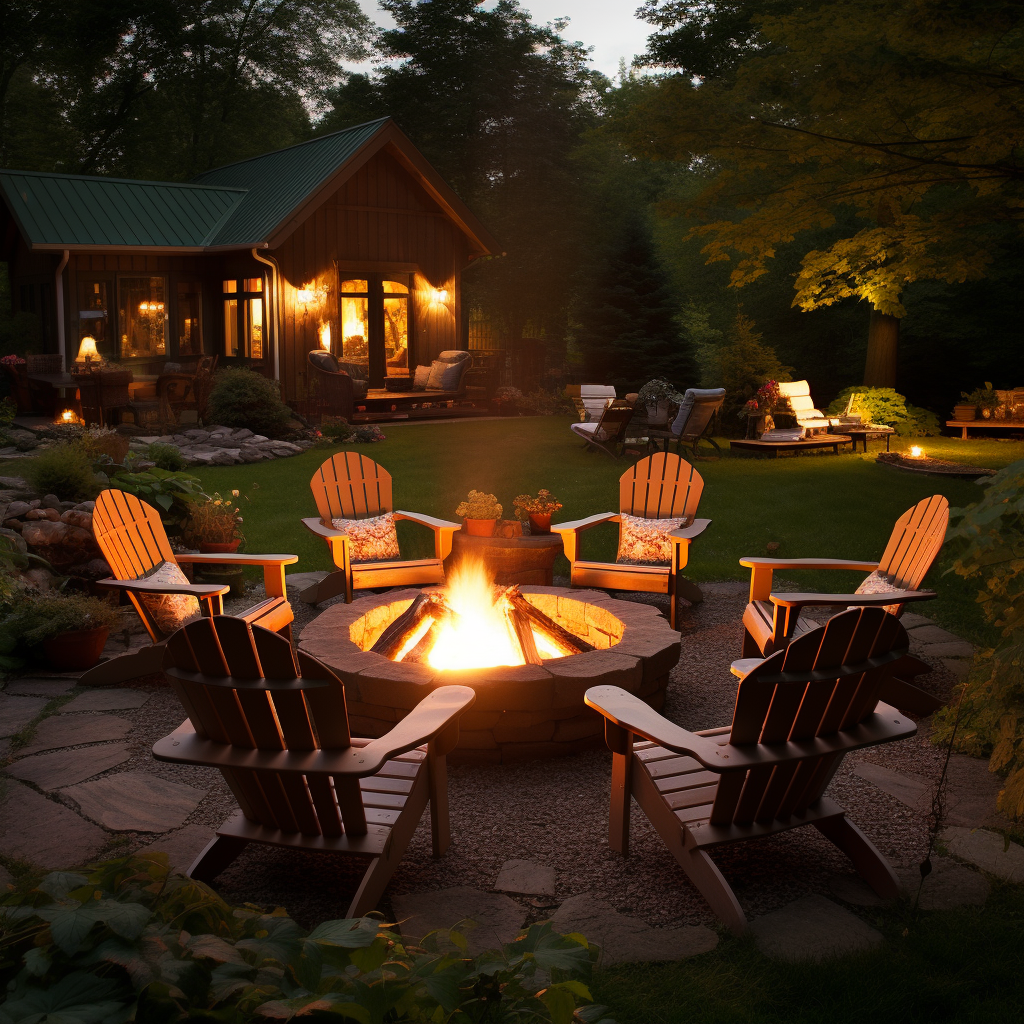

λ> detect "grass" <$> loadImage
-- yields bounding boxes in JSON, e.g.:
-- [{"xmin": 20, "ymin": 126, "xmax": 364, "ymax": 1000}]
[
  {"xmin": 591, "ymin": 883, "xmax": 1024, "ymax": 1023},
  {"xmin": 190, "ymin": 418, "xmax": 1024, "ymax": 648}
]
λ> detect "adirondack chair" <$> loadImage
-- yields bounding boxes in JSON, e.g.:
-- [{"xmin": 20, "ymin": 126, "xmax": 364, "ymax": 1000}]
[
  {"xmin": 300, "ymin": 452, "xmax": 460, "ymax": 605},
  {"xmin": 569, "ymin": 398, "xmax": 636, "ymax": 457},
  {"xmin": 82, "ymin": 489, "xmax": 297, "ymax": 685},
  {"xmin": 585, "ymin": 607, "xmax": 915, "ymax": 935},
  {"xmin": 647, "ymin": 388, "xmax": 725, "ymax": 458},
  {"xmin": 738, "ymin": 494, "xmax": 949, "ymax": 713},
  {"xmin": 551, "ymin": 453, "xmax": 710, "ymax": 627},
  {"xmin": 153, "ymin": 616, "xmax": 475, "ymax": 915}
]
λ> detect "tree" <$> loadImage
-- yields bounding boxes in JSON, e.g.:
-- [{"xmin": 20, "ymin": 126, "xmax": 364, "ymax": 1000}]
[
  {"xmin": 627, "ymin": 0, "xmax": 1024, "ymax": 386},
  {"xmin": 575, "ymin": 214, "xmax": 695, "ymax": 390}
]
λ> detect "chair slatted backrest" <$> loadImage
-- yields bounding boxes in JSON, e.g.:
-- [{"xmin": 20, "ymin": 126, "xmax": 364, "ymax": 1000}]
[
  {"xmin": 311, "ymin": 452, "xmax": 394, "ymax": 522},
  {"xmin": 676, "ymin": 394, "xmax": 725, "ymax": 443},
  {"xmin": 877, "ymin": 495, "xmax": 949, "ymax": 591},
  {"xmin": 619, "ymin": 453, "xmax": 704, "ymax": 521},
  {"xmin": 93, "ymin": 489, "xmax": 176, "ymax": 580},
  {"xmin": 710, "ymin": 608, "xmax": 908, "ymax": 827},
  {"xmin": 164, "ymin": 617, "xmax": 363, "ymax": 838},
  {"xmin": 592, "ymin": 400, "xmax": 635, "ymax": 442}
]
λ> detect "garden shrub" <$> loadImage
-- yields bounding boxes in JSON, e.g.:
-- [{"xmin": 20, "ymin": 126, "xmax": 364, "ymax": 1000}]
[
  {"xmin": 321, "ymin": 420, "xmax": 386, "ymax": 443},
  {"xmin": 716, "ymin": 315, "xmax": 792, "ymax": 430},
  {"xmin": 0, "ymin": 592, "xmax": 121, "ymax": 670},
  {"xmin": 24, "ymin": 444, "xmax": 98, "ymax": 501},
  {"xmin": 827, "ymin": 386, "xmax": 939, "ymax": 436},
  {"xmin": 0, "ymin": 855, "xmax": 613, "ymax": 1024},
  {"xmin": 78, "ymin": 427, "xmax": 130, "ymax": 465},
  {"xmin": 105, "ymin": 467, "xmax": 206, "ymax": 525},
  {"xmin": 933, "ymin": 459, "xmax": 1024, "ymax": 819},
  {"xmin": 145, "ymin": 441, "xmax": 188, "ymax": 471},
  {"xmin": 207, "ymin": 367, "xmax": 291, "ymax": 438}
]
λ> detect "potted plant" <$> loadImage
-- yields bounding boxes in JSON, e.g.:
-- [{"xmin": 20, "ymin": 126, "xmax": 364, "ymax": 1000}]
[
  {"xmin": 494, "ymin": 386, "xmax": 524, "ymax": 416},
  {"xmin": 637, "ymin": 378, "xmax": 683, "ymax": 427},
  {"xmin": 743, "ymin": 380, "xmax": 782, "ymax": 436},
  {"xmin": 182, "ymin": 491, "xmax": 244, "ymax": 553},
  {"xmin": 512, "ymin": 489, "xmax": 563, "ymax": 535},
  {"xmin": 961, "ymin": 383, "xmax": 1000, "ymax": 420},
  {"xmin": 455, "ymin": 490, "xmax": 503, "ymax": 537}
]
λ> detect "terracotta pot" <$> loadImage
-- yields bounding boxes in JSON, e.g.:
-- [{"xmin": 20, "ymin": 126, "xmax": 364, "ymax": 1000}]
[
  {"xmin": 42, "ymin": 626, "xmax": 110, "ymax": 671},
  {"xmin": 528, "ymin": 512, "xmax": 552, "ymax": 535},
  {"xmin": 982, "ymin": 408, "xmax": 992, "ymax": 419},
  {"xmin": 464, "ymin": 518, "xmax": 497, "ymax": 537},
  {"xmin": 953, "ymin": 405, "xmax": 977, "ymax": 422},
  {"xmin": 199, "ymin": 540, "xmax": 241, "ymax": 554}
]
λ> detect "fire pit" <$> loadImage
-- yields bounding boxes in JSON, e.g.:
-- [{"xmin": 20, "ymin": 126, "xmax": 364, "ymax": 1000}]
[{"xmin": 299, "ymin": 569, "xmax": 680, "ymax": 764}]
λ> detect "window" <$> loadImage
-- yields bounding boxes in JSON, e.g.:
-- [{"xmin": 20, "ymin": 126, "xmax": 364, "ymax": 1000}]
[
  {"xmin": 176, "ymin": 281, "xmax": 202, "ymax": 355},
  {"xmin": 340, "ymin": 278, "xmax": 369, "ymax": 368},
  {"xmin": 118, "ymin": 276, "xmax": 166, "ymax": 358},
  {"xmin": 382, "ymin": 280, "xmax": 408, "ymax": 372},
  {"xmin": 223, "ymin": 278, "xmax": 264, "ymax": 359}
]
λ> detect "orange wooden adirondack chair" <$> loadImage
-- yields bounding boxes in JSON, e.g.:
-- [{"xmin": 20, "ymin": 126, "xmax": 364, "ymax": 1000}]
[
  {"xmin": 551, "ymin": 453, "xmax": 711, "ymax": 628},
  {"xmin": 300, "ymin": 452, "xmax": 461, "ymax": 605},
  {"xmin": 585, "ymin": 607, "xmax": 915, "ymax": 935},
  {"xmin": 153, "ymin": 616, "xmax": 475, "ymax": 915},
  {"xmin": 83, "ymin": 489, "xmax": 296, "ymax": 685}
]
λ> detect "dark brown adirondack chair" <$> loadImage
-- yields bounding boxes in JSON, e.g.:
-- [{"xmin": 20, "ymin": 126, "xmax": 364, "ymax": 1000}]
[
  {"xmin": 153, "ymin": 616, "xmax": 475, "ymax": 915},
  {"xmin": 300, "ymin": 452, "xmax": 460, "ymax": 605},
  {"xmin": 551, "ymin": 452, "xmax": 711, "ymax": 627},
  {"xmin": 738, "ymin": 495, "xmax": 949, "ymax": 712},
  {"xmin": 82, "ymin": 489, "xmax": 297, "ymax": 685},
  {"xmin": 585, "ymin": 607, "xmax": 915, "ymax": 935}
]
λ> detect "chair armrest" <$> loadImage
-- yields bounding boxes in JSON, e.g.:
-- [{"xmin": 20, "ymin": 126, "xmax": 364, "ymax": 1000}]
[
  {"xmin": 359, "ymin": 684, "xmax": 476, "ymax": 765},
  {"xmin": 174, "ymin": 553, "xmax": 298, "ymax": 567},
  {"xmin": 739, "ymin": 557, "xmax": 879, "ymax": 571},
  {"xmin": 301, "ymin": 516, "xmax": 348, "ymax": 541},
  {"xmin": 769, "ymin": 589, "xmax": 935, "ymax": 610},
  {"xmin": 394, "ymin": 510, "xmax": 461, "ymax": 560},
  {"xmin": 670, "ymin": 518, "xmax": 711, "ymax": 542},
  {"xmin": 96, "ymin": 576, "xmax": 228, "ymax": 599},
  {"xmin": 551, "ymin": 512, "xmax": 620, "ymax": 534},
  {"xmin": 730, "ymin": 657, "xmax": 765, "ymax": 678}
]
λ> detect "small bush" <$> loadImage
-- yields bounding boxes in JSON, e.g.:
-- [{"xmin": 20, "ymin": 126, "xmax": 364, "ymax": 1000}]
[
  {"xmin": 106, "ymin": 467, "xmax": 206, "ymax": 526},
  {"xmin": 78, "ymin": 427, "xmax": 130, "ymax": 465},
  {"xmin": 25, "ymin": 444, "xmax": 98, "ymax": 501},
  {"xmin": 717, "ymin": 315, "xmax": 792, "ymax": 430},
  {"xmin": 827, "ymin": 386, "xmax": 939, "ymax": 436},
  {"xmin": 207, "ymin": 368, "xmax": 291, "ymax": 437},
  {"xmin": 145, "ymin": 442, "xmax": 187, "ymax": 471}
]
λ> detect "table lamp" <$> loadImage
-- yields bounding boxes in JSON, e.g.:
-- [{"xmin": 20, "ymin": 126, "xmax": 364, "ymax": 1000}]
[{"xmin": 76, "ymin": 336, "xmax": 99, "ymax": 366}]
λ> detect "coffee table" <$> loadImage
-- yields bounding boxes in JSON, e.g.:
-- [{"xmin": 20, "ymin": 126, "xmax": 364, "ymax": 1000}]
[{"xmin": 729, "ymin": 434, "xmax": 852, "ymax": 457}]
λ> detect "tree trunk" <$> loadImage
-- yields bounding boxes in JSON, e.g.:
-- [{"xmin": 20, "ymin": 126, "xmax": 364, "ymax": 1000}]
[{"xmin": 864, "ymin": 308, "xmax": 899, "ymax": 387}]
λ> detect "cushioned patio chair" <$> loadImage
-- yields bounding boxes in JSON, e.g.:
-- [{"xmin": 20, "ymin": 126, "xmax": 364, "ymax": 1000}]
[
  {"xmin": 300, "ymin": 452, "xmax": 460, "ymax": 605},
  {"xmin": 585, "ymin": 607, "xmax": 914, "ymax": 935},
  {"xmin": 153, "ymin": 615, "xmax": 475, "ymax": 916},
  {"xmin": 570, "ymin": 398, "xmax": 636, "ymax": 457},
  {"xmin": 552, "ymin": 452, "xmax": 711, "ymax": 627},
  {"xmin": 306, "ymin": 350, "xmax": 368, "ymax": 422},
  {"xmin": 777, "ymin": 380, "xmax": 840, "ymax": 436},
  {"xmin": 648, "ymin": 387, "xmax": 725, "ymax": 457}
]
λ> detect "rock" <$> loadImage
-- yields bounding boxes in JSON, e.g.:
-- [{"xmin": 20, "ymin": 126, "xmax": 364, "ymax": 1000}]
[
  {"xmin": 68, "ymin": 558, "xmax": 112, "ymax": 581},
  {"xmin": 0, "ymin": 527, "xmax": 27, "ymax": 552},
  {"xmin": 60, "ymin": 509, "xmax": 93, "ymax": 529},
  {"xmin": 4, "ymin": 678, "xmax": 76, "ymax": 697},
  {"xmin": 550, "ymin": 895, "xmax": 718, "ymax": 965},
  {"xmin": 140, "ymin": 824, "xmax": 216, "ymax": 874},
  {"xmin": 2, "ymin": 519, "xmax": 23, "ymax": 532},
  {"xmin": 238, "ymin": 447, "xmax": 268, "ymax": 462},
  {"xmin": 210, "ymin": 451, "xmax": 239, "ymax": 465},
  {"xmin": 135, "ymin": 436, "xmax": 162, "ymax": 445},
  {"xmin": 62, "ymin": 771, "xmax": 207, "ymax": 833},
  {"xmin": 827, "ymin": 873, "xmax": 894, "ymax": 907},
  {"xmin": 21, "ymin": 568, "xmax": 55, "ymax": 590},
  {"xmin": 6, "ymin": 743, "xmax": 132, "ymax": 791},
  {"xmin": 231, "ymin": 428, "xmax": 253, "ymax": 441},
  {"xmin": 748, "ymin": 895, "xmax": 882, "ymax": 962},
  {"xmin": 268, "ymin": 441, "xmax": 302, "ymax": 453},
  {"xmin": 941, "ymin": 827, "xmax": 1024, "ymax": 882},
  {"xmin": 897, "ymin": 857, "xmax": 990, "ymax": 910},
  {"xmin": 59, "ymin": 689, "xmax": 150, "ymax": 714},
  {"xmin": 6, "ymin": 500, "xmax": 32, "ymax": 518},
  {"xmin": 922, "ymin": 641, "xmax": 975, "ymax": 659},
  {"xmin": 494, "ymin": 859, "xmax": 556, "ymax": 896},
  {"xmin": 908, "ymin": 624, "xmax": 961, "ymax": 644},
  {"xmin": 249, "ymin": 435, "xmax": 269, "ymax": 443},
  {"xmin": 0, "ymin": 780, "xmax": 107, "ymax": 869},
  {"xmin": 16, "ymin": 714, "xmax": 132, "ymax": 757},
  {"xmin": 74, "ymin": 501, "xmax": 96, "ymax": 512},
  {"xmin": 184, "ymin": 430, "xmax": 210, "ymax": 442},
  {"xmin": 27, "ymin": 500, "xmax": 40, "ymax": 510},
  {"xmin": 392, "ymin": 887, "xmax": 527, "ymax": 956},
  {"xmin": 0, "ymin": 693, "xmax": 48, "ymax": 738},
  {"xmin": 852, "ymin": 762, "xmax": 932, "ymax": 814},
  {"xmin": 900, "ymin": 612, "xmax": 934, "ymax": 628},
  {"xmin": 25, "ymin": 508, "xmax": 60, "ymax": 521},
  {"xmin": 21, "ymin": 519, "xmax": 68, "ymax": 547},
  {"xmin": 41, "ymin": 494, "xmax": 62, "ymax": 510},
  {"xmin": 59, "ymin": 501, "xmax": 77, "ymax": 511},
  {"xmin": 0, "ymin": 476, "xmax": 33, "ymax": 494},
  {"xmin": 21, "ymin": 519, "xmax": 101, "ymax": 569}
]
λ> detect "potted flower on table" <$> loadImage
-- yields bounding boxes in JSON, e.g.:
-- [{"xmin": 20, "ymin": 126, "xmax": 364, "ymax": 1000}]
[
  {"xmin": 512, "ymin": 489, "xmax": 563, "ymax": 535},
  {"xmin": 637, "ymin": 378, "xmax": 683, "ymax": 427},
  {"xmin": 181, "ymin": 490, "xmax": 247, "ymax": 597},
  {"xmin": 455, "ymin": 490, "xmax": 503, "ymax": 537}
]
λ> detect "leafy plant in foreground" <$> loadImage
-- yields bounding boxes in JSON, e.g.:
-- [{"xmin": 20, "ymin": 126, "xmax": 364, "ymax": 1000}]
[{"xmin": 0, "ymin": 855, "xmax": 613, "ymax": 1023}]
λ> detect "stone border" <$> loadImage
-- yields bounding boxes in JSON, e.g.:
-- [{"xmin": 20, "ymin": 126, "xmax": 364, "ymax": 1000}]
[{"xmin": 298, "ymin": 586, "xmax": 680, "ymax": 764}]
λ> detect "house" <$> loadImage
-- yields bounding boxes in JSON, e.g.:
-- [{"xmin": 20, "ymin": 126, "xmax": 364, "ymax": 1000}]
[{"xmin": 0, "ymin": 118, "xmax": 500, "ymax": 404}]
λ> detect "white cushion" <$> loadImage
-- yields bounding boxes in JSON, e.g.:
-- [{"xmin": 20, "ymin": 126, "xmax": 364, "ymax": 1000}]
[
  {"xmin": 136, "ymin": 561, "xmax": 201, "ymax": 636},
  {"xmin": 425, "ymin": 360, "xmax": 448, "ymax": 390},
  {"xmin": 778, "ymin": 380, "xmax": 812, "ymax": 399},
  {"xmin": 571, "ymin": 421, "xmax": 613, "ymax": 442}
]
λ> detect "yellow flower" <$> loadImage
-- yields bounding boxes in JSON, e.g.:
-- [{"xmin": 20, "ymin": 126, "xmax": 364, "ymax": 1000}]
[
  {"xmin": 213, "ymin": 500, "xmax": 221, "ymax": 506},
  {"xmin": 232, "ymin": 489, "xmax": 239, "ymax": 497}
]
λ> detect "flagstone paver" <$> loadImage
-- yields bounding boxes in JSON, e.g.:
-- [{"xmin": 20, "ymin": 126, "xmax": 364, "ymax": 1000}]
[
  {"xmin": 551, "ymin": 895, "xmax": 718, "ymax": 965},
  {"xmin": 853, "ymin": 762, "xmax": 931, "ymax": 813},
  {"xmin": 16, "ymin": 714, "xmax": 131, "ymax": 757},
  {"xmin": 897, "ymin": 858, "xmax": 991, "ymax": 910},
  {"xmin": 4, "ymin": 678, "xmax": 76, "ymax": 697},
  {"xmin": 827, "ymin": 873, "xmax": 894, "ymax": 907},
  {"xmin": 0, "ymin": 780, "xmax": 108, "ymax": 869},
  {"xmin": 61, "ymin": 772, "xmax": 207, "ymax": 833},
  {"xmin": 59, "ymin": 690, "xmax": 151, "ymax": 714},
  {"xmin": 941, "ymin": 827, "xmax": 1024, "ymax": 882},
  {"xmin": 140, "ymin": 824, "xmax": 216, "ymax": 874},
  {"xmin": 919, "ymin": 640, "xmax": 975, "ymax": 659},
  {"xmin": 6, "ymin": 743, "xmax": 132, "ymax": 791},
  {"xmin": 900, "ymin": 612, "xmax": 936, "ymax": 629},
  {"xmin": 906, "ymin": 624, "xmax": 961, "ymax": 644},
  {"xmin": 494, "ymin": 859, "xmax": 556, "ymax": 896},
  {"xmin": 0, "ymin": 693, "xmax": 47, "ymax": 738},
  {"xmin": 749, "ymin": 895, "xmax": 883, "ymax": 962},
  {"xmin": 392, "ymin": 887, "xmax": 526, "ymax": 956}
]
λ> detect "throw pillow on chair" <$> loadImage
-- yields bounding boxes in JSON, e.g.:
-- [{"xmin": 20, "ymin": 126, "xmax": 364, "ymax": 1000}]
[{"xmin": 330, "ymin": 512, "xmax": 401, "ymax": 562}]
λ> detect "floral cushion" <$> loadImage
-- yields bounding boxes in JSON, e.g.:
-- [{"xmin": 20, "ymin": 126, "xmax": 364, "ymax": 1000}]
[
  {"xmin": 331, "ymin": 512, "xmax": 400, "ymax": 563},
  {"xmin": 615, "ymin": 513, "xmax": 686, "ymax": 565},
  {"xmin": 853, "ymin": 569, "xmax": 903, "ymax": 615},
  {"xmin": 137, "ymin": 560, "xmax": 202, "ymax": 636}
]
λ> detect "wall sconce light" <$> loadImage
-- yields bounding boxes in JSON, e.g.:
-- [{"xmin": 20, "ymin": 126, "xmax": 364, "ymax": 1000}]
[
  {"xmin": 318, "ymin": 321, "xmax": 332, "ymax": 351},
  {"xmin": 76, "ymin": 336, "xmax": 99, "ymax": 365},
  {"xmin": 296, "ymin": 285, "xmax": 315, "ymax": 306},
  {"xmin": 430, "ymin": 288, "xmax": 449, "ymax": 305},
  {"xmin": 58, "ymin": 409, "xmax": 80, "ymax": 425}
]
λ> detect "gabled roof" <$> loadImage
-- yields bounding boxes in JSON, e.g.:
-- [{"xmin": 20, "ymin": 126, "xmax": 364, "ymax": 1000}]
[{"xmin": 0, "ymin": 118, "xmax": 500, "ymax": 257}]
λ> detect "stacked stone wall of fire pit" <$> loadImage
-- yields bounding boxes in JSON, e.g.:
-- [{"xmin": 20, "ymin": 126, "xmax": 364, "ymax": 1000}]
[{"xmin": 298, "ymin": 586, "xmax": 681, "ymax": 764}]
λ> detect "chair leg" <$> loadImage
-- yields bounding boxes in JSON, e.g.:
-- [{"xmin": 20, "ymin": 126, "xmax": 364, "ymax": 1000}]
[
  {"xmin": 428, "ymin": 751, "xmax": 451, "ymax": 857},
  {"xmin": 676, "ymin": 846, "xmax": 748, "ymax": 937},
  {"xmin": 609, "ymin": 751, "xmax": 632, "ymax": 856},
  {"xmin": 741, "ymin": 628, "xmax": 762, "ymax": 659},
  {"xmin": 78, "ymin": 642, "xmax": 165, "ymax": 686},
  {"xmin": 347, "ymin": 848, "xmax": 403, "ymax": 918},
  {"xmin": 675, "ymin": 576, "xmax": 704, "ymax": 607},
  {"xmin": 187, "ymin": 835, "xmax": 250, "ymax": 883},
  {"xmin": 813, "ymin": 814, "xmax": 901, "ymax": 900},
  {"xmin": 299, "ymin": 570, "xmax": 349, "ymax": 605}
]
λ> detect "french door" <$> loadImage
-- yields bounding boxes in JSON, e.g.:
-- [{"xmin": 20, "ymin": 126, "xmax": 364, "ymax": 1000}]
[{"xmin": 338, "ymin": 274, "xmax": 410, "ymax": 388}]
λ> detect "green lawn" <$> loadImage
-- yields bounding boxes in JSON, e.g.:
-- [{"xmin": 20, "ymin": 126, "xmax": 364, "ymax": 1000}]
[{"xmin": 193, "ymin": 418, "xmax": 1023, "ymax": 648}]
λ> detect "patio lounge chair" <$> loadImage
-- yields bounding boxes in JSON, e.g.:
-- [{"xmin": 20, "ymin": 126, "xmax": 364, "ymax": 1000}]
[
  {"xmin": 738, "ymin": 494, "xmax": 949, "ymax": 713},
  {"xmin": 153, "ymin": 615, "xmax": 475, "ymax": 916},
  {"xmin": 300, "ymin": 451, "xmax": 461, "ymax": 605},
  {"xmin": 585, "ymin": 607, "xmax": 915, "ymax": 935},
  {"xmin": 566, "ymin": 384, "xmax": 618, "ymax": 422},
  {"xmin": 777, "ymin": 380, "xmax": 840, "ymax": 436},
  {"xmin": 647, "ymin": 387, "xmax": 725, "ymax": 457},
  {"xmin": 570, "ymin": 398, "xmax": 636, "ymax": 457},
  {"xmin": 81, "ymin": 489, "xmax": 297, "ymax": 685},
  {"xmin": 307, "ymin": 350, "xmax": 368, "ymax": 423},
  {"xmin": 551, "ymin": 452, "xmax": 711, "ymax": 628}
]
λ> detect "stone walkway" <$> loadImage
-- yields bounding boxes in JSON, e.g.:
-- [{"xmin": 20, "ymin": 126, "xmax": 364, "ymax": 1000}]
[{"xmin": 0, "ymin": 585, "xmax": 1019, "ymax": 966}]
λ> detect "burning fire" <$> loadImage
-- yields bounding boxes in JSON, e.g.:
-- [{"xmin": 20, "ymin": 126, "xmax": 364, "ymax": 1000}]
[{"xmin": 388, "ymin": 562, "xmax": 579, "ymax": 669}]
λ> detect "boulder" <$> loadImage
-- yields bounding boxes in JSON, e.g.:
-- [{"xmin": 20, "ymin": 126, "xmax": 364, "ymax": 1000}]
[
  {"xmin": 3, "ymin": 519, "xmax": 23, "ymax": 532},
  {"xmin": 60, "ymin": 510, "xmax": 93, "ymax": 530},
  {"xmin": 231, "ymin": 428, "xmax": 253, "ymax": 440},
  {"xmin": 184, "ymin": 429, "xmax": 210, "ymax": 442},
  {"xmin": 0, "ymin": 476, "xmax": 33, "ymax": 494},
  {"xmin": 21, "ymin": 568, "xmax": 55, "ymax": 591},
  {"xmin": 22, "ymin": 519, "xmax": 101, "ymax": 569},
  {"xmin": 25, "ymin": 508, "xmax": 60, "ymax": 522},
  {"xmin": 238, "ymin": 447, "xmax": 269, "ymax": 462},
  {"xmin": 210, "ymin": 451, "xmax": 239, "ymax": 465},
  {"xmin": 249, "ymin": 435, "xmax": 269, "ymax": 443},
  {"xmin": 69, "ymin": 558, "xmax": 112, "ymax": 581},
  {"xmin": 0, "ymin": 527, "xmax": 27, "ymax": 553},
  {"xmin": 74, "ymin": 501, "xmax": 96, "ymax": 512},
  {"xmin": 41, "ymin": 494, "xmax": 62, "ymax": 510},
  {"xmin": 6, "ymin": 501, "xmax": 32, "ymax": 518}
]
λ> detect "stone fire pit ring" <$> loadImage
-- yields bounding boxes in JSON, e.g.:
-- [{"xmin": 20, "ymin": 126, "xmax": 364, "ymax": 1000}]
[{"xmin": 298, "ymin": 586, "xmax": 681, "ymax": 764}]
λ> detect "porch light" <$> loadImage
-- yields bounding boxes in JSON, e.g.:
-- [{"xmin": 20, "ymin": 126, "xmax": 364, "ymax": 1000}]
[
  {"xmin": 76, "ymin": 336, "xmax": 99, "ymax": 364},
  {"xmin": 910, "ymin": 445, "xmax": 923, "ymax": 458},
  {"xmin": 431, "ymin": 288, "xmax": 449, "ymax": 304},
  {"xmin": 318, "ymin": 321, "xmax": 332, "ymax": 350},
  {"xmin": 297, "ymin": 286, "xmax": 314, "ymax": 305}
]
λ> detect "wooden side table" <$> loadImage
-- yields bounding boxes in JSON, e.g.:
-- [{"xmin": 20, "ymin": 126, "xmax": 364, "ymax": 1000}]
[
  {"xmin": 449, "ymin": 530, "xmax": 564, "ymax": 586},
  {"xmin": 844, "ymin": 426, "xmax": 895, "ymax": 452}
]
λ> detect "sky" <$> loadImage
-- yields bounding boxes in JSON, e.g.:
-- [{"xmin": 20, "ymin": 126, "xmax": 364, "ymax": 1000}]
[{"xmin": 354, "ymin": 1, "xmax": 654, "ymax": 79}]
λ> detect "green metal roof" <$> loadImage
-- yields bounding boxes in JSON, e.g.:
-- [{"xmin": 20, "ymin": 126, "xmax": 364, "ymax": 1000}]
[
  {"xmin": 0, "ymin": 170, "xmax": 245, "ymax": 248},
  {"xmin": 194, "ymin": 118, "xmax": 390, "ymax": 246}
]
